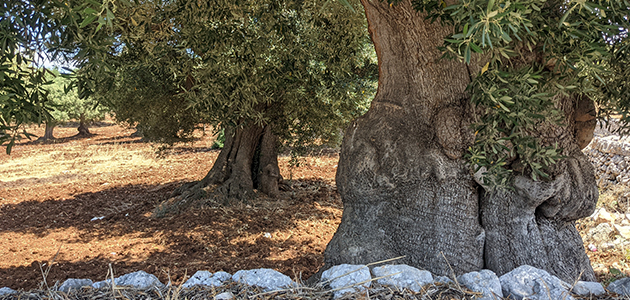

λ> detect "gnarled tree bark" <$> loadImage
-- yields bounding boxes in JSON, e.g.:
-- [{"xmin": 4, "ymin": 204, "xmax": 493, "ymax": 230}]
[
  {"xmin": 317, "ymin": 0, "xmax": 484, "ymax": 278},
  {"xmin": 316, "ymin": 0, "xmax": 597, "ymax": 283},
  {"xmin": 480, "ymin": 95, "xmax": 598, "ymax": 281},
  {"xmin": 156, "ymin": 122, "xmax": 282, "ymax": 215},
  {"xmin": 76, "ymin": 113, "xmax": 92, "ymax": 136},
  {"xmin": 198, "ymin": 123, "xmax": 282, "ymax": 200},
  {"xmin": 36, "ymin": 121, "xmax": 57, "ymax": 142}
]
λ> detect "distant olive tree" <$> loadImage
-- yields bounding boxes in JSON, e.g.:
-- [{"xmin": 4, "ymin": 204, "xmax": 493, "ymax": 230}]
[{"xmin": 35, "ymin": 69, "xmax": 109, "ymax": 141}]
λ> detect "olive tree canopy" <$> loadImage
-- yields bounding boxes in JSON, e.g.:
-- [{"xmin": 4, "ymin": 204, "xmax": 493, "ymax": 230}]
[{"xmin": 62, "ymin": 0, "xmax": 377, "ymax": 203}]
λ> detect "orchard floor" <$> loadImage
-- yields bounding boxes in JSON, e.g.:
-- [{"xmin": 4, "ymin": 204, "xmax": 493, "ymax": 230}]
[
  {"xmin": 0, "ymin": 121, "xmax": 626, "ymax": 291},
  {"xmin": 0, "ymin": 122, "xmax": 341, "ymax": 290}
]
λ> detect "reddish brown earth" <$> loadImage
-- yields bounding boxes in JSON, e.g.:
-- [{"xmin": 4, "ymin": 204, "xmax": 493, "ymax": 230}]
[
  {"xmin": 0, "ymin": 121, "xmax": 342, "ymax": 290},
  {"xmin": 0, "ymin": 121, "xmax": 625, "ymax": 291}
]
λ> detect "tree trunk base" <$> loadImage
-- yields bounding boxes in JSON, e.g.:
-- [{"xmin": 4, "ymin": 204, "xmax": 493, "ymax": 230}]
[
  {"xmin": 76, "ymin": 122, "xmax": 93, "ymax": 137},
  {"xmin": 480, "ymin": 156, "xmax": 597, "ymax": 282},
  {"xmin": 36, "ymin": 122, "xmax": 57, "ymax": 143},
  {"xmin": 153, "ymin": 123, "xmax": 282, "ymax": 217}
]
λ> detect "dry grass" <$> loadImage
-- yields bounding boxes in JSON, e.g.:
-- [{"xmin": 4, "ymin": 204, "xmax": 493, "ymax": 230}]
[
  {"xmin": 0, "ymin": 126, "xmax": 215, "ymax": 189},
  {"xmin": 0, "ymin": 257, "xmax": 485, "ymax": 300},
  {"xmin": 0, "ymin": 281, "xmax": 485, "ymax": 300},
  {"xmin": 2, "ymin": 265, "xmax": 628, "ymax": 300},
  {"xmin": 1, "ymin": 142, "xmax": 159, "ymax": 183}
]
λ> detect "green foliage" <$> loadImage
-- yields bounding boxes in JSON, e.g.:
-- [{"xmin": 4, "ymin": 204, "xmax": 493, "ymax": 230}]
[
  {"xmin": 1, "ymin": 0, "xmax": 121, "ymax": 152},
  {"xmin": 406, "ymin": 0, "xmax": 629, "ymax": 188},
  {"xmin": 0, "ymin": 62, "xmax": 50, "ymax": 152},
  {"xmin": 2, "ymin": 0, "xmax": 376, "ymax": 155},
  {"xmin": 466, "ymin": 68, "xmax": 564, "ymax": 185},
  {"xmin": 177, "ymin": 0, "xmax": 376, "ymax": 150},
  {"xmin": 212, "ymin": 129, "xmax": 226, "ymax": 149},
  {"xmin": 89, "ymin": 51, "xmax": 204, "ymax": 144},
  {"xmin": 594, "ymin": 37, "xmax": 630, "ymax": 133},
  {"xmin": 1, "ymin": 1, "xmax": 59, "ymax": 152},
  {"xmin": 82, "ymin": 0, "xmax": 376, "ymax": 150},
  {"xmin": 44, "ymin": 69, "xmax": 109, "ymax": 125}
]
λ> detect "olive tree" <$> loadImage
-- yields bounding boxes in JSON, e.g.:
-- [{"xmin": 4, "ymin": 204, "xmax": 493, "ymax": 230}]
[
  {"xmin": 1, "ymin": 0, "xmax": 116, "ymax": 150},
  {"xmin": 35, "ymin": 69, "xmax": 109, "ymax": 141},
  {"xmin": 84, "ymin": 0, "xmax": 377, "ymax": 205},
  {"xmin": 5, "ymin": 0, "xmax": 629, "ymax": 283},
  {"xmin": 316, "ymin": 0, "xmax": 628, "ymax": 283},
  {"xmin": 1, "ymin": 1, "xmax": 58, "ymax": 152}
]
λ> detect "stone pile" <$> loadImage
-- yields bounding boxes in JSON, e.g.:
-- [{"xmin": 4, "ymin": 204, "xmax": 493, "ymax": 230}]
[
  {"xmin": 585, "ymin": 207, "xmax": 630, "ymax": 250},
  {"xmin": 583, "ymin": 120, "xmax": 630, "ymax": 187},
  {"xmin": 583, "ymin": 207, "xmax": 630, "ymax": 274},
  {"xmin": 0, "ymin": 265, "xmax": 613, "ymax": 299},
  {"xmin": 584, "ymin": 135, "xmax": 630, "ymax": 187}
]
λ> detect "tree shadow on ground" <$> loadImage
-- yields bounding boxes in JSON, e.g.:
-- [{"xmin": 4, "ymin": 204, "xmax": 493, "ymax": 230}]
[
  {"xmin": 0, "ymin": 179, "xmax": 341, "ymax": 290},
  {"xmin": 19, "ymin": 132, "xmax": 101, "ymax": 146},
  {"xmin": 92, "ymin": 137, "xmax": 147, "ymax": 146},
  {"xmin": 160, "ymin": 147, "xmax": 218, "ymax": 155},
  {"xmin": 16, "ymin": 122, "xmax": 118, "ymax": 147}
]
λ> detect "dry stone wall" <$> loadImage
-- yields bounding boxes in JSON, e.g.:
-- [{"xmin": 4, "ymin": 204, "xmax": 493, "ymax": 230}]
[{"xmin": 583, "ymin": 121, "xmax": 630, "ymax": 187}]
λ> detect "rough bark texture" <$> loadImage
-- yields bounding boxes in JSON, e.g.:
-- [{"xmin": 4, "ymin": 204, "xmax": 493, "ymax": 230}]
[
  {"xmin": 318, "ymin": 0, "xmax": 597, "ymax": 283},
  {"xmin": 318, "ymin": 0, "xmax": 484, "ymax": 278},
  {"xmin": 77, "ymin": 114, "xmax": 92, "ymax": 136},
  {"xmin": 37, "ymin": 121, "xmax": 56, "ymax": 142},
  {"xmin": 200, "ymin": 123, "xmax": 266, "ymax": 201},
  {"xmin": 158, "ymin": 123, "xmax": 281, "ymax": 215},
  {"xmin": 574, "ymin": 95, "xmax": 597, "ymax": 150},
  {"xmin": 480, "ymin": 162, "xmax": 597, "ymax": 281},
  {"xmin": 480, "ymin": 94, "xmax": 598, "ymax": 281},
  {"xmin": 201, "ymin": 123, "xmax": 282, "ymax": 200},
  {"xmin": 255, "ymin": 125, "xmax": 282, "ymax": 197}
]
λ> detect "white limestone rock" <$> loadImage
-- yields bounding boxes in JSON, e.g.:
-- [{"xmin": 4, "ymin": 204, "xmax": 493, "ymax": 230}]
[
  {"xmin": 499, "ymin": 265, "xmax": 574, "ymax": 300},
  {"xmin": 607, "ymin": 277, "xmax": 630, "ymax": 296},
  {"xmin": 371, "ymin": 264, "xmax": 432, "ymax": 292},
  {"xmin": 321, "ymin": 264, "xmax": 371, "ymax": 298},
  {"xmin": 92, "ymin": 271, "xmax": 164, "ymax": 289},
  {"xmin": 458, "ymin": 270, "xmax": 503, "ymax": 300},
  {"xmin": 182, "ymin": 271, "xmax": 231, "ymax": 288},
  {"xmin": 213, "ymin": 291, "xmax": 234, "ymax": 300},
  {"xmin": 591, "ymin": 208, "xmax": 616, "ymax": 224},
  {"xmin": 213, "ymin": 271, "xmax": 232, "ymax": 282},
  {"xmin": 59, "ymin": 278, "xmax": 93, "ymax": 292},
  {"xmin": 571, "ymin": 281, "xmax": 605, "ymax": 296},
  {"xmin": 615, "ymin": 224, "xmax": 630, "ymax": 239},
  {"xmin": 588, "ymin": 223, "xmax": 615, "ymax": 245},
  {"xmin": 0, "ymin": 287, "xmax": 16, "ymax": 296},
  {"xmin": 434, "ymin": 276, "xmax": 454, "ymax": 285},
  {"xmin": 232, "ymin": 269, "xmax": 295, "ymax": 292}
]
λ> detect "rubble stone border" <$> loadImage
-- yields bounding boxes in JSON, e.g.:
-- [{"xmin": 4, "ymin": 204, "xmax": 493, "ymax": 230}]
[{"xmin": 0, "ymin": 265, "xmax": 611, "ymax": 300}]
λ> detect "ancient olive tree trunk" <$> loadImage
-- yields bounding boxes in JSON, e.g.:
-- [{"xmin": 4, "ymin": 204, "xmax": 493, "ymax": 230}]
[
  {"xmin": 318, "ymin": 0, "xmax": 597, "ymax": 283},
  {"xmin": 320, "ymin": 0, "xmax": 485, "ymax": 277},
  {"xmin": 157, "ymin": 123, "xmax": 282, "ymax": 215},
  {"xmin": 198, "ymin": 123, "xmax": 282, "ymax": 199},
  {"xmin": 44, "ymin": 121, "xmax": 56, "ymax": 140}
]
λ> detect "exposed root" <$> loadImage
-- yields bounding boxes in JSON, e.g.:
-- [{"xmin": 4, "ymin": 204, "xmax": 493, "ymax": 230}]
[{"xmin": 153, "ymin": 178, "xmax": 256, "ymax": 217}]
